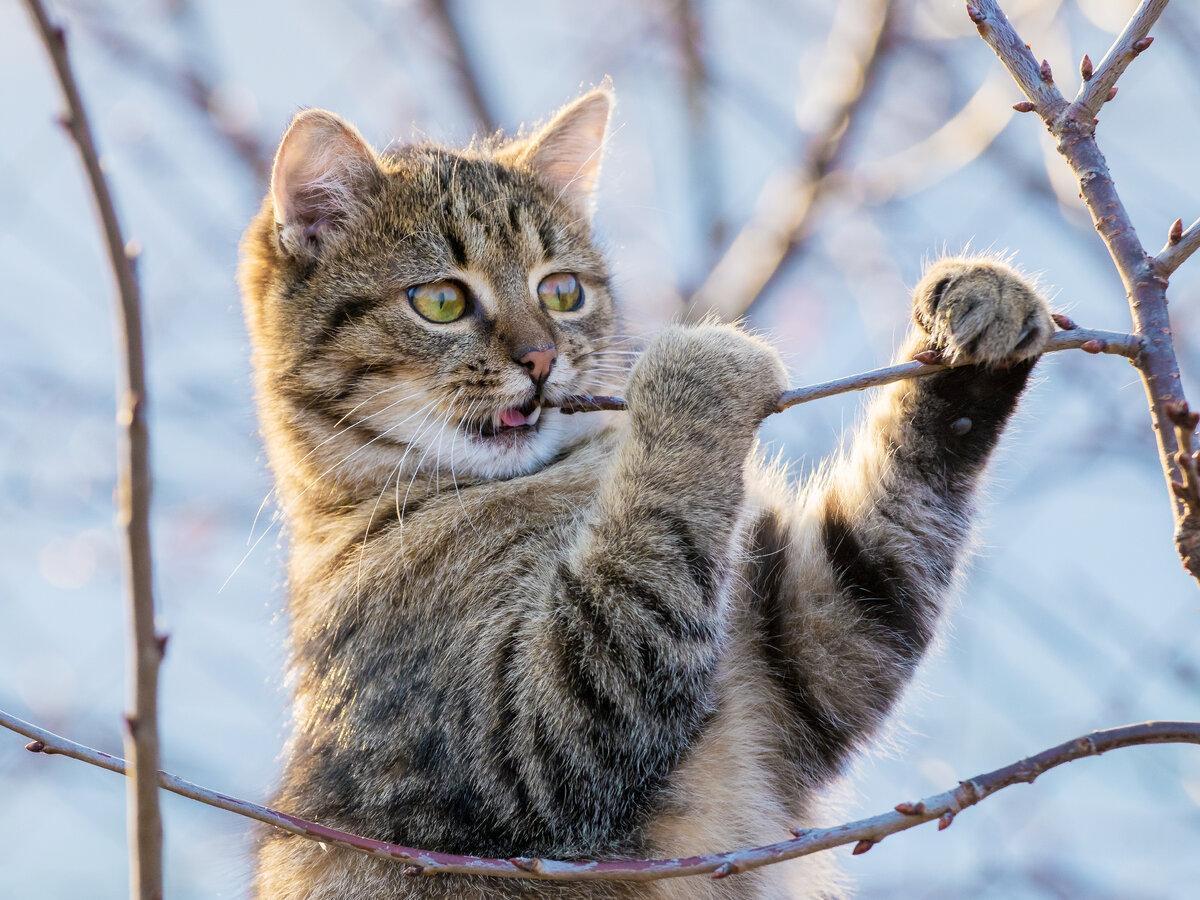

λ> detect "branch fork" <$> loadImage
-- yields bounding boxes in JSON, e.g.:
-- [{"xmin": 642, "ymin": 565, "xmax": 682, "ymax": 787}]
[{"xmin": 967, "ymin": 0, "xmax": 1200, "ymax": 582}]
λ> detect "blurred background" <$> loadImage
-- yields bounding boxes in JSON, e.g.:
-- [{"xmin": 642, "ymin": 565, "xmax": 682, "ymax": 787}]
[{"xmin": 3, "ymin": 0, "xmax": 1200, "ymax": 896}]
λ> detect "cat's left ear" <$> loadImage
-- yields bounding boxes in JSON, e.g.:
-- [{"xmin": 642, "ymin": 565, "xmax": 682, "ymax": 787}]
[
  {"xmin": 270, "ymin": 109, "xmax": 381, "ymax": 258},
  {"xmin": 503, "ymin": 83, "xmax": 614, "ymax": 220}
]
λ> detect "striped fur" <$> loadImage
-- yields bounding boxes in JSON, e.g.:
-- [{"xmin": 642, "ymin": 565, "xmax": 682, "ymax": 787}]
[{"xmin": 239, "ymin": 90, "xmax": 1051, "ymax": 898}]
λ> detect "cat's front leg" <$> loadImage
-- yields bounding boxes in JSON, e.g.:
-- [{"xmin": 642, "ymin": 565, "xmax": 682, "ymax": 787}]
[
  {"xmin": 483, "ymin": 324, "xmax": 787, "ymax": 851},
  {"xmin": 744, "ymin": 257, "xmax": 1053, "ymax": 784}
]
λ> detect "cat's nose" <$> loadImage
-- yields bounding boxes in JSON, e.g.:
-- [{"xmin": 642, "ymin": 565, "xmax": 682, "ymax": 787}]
[{"xmin": 515, "ymin": 346, "xmax": 557, "ymax": 384}]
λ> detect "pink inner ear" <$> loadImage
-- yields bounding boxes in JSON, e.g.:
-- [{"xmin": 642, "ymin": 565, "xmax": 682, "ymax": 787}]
[
  {"xmin": 271, "ymin": 111, "xmax": 378, "ymax": 232},
  {"xmin": 523, "ymin": 91, "xmax": 612, "ymax": 213}
]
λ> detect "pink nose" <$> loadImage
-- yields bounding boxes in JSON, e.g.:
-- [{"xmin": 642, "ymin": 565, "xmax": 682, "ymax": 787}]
[{"xmin": 516, "ymin": 346, "xmax": 556, "ymax": 383}]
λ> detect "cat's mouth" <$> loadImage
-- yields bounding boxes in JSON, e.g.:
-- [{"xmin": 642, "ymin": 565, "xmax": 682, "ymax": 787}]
[{"xmin": 471, "ymin": 398, "xmax": 543, "ymax": 440}]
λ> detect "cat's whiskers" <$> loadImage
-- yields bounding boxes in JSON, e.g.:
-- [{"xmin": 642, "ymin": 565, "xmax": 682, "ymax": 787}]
[
  {"xmin": 430, "ymin": 390, "xmax": 464, "ymax": 496},
  {"xmin": 375, "ymin": 402, "xmax": 443, "ymax": 571},
  {"xmin": 246, "ymin": 377, "xmax": 443, "ymax": 542},
  {"xmin": 220, "ymin": 397, "xmax": 440, "ymax": 593},
  {"xmin": 448, "ymin": 397, "xmax": 484, "ymax": 537}
]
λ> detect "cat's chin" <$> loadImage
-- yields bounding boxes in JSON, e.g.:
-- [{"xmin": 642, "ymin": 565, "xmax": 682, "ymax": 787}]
[{"xmin": 451, "ymin": 407, "xmax": 595, "ymax": 480}]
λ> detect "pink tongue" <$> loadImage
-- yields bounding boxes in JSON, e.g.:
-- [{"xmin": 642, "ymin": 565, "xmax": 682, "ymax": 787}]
[{"xmin": 499, "ymin": 407, "xmax": 528, "ymax": 428}]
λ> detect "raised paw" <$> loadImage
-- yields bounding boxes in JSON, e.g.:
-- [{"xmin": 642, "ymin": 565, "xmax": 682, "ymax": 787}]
[
  {"xmin": 626, "ymin": 323, "xmax": 788, "ymax": 429},
  {"xmin": 912, "ymin": 257, "xmax": 1053, "ymax": 366}
]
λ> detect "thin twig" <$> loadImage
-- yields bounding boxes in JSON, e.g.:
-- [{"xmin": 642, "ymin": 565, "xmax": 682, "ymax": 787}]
[
  {"xmin": 1157, "ymin": 216, "xmax": 1200, "ymax": 278},
  {"xmin": 687, "ymin": 0, "xmax": 898, "ymax": 322},
  {"xmin": 21, "ymin": 2, "xmax": 164, "ymax": 897},
  {"xmin": 969, "ymin": 0, "xmax": 1199, "ymax": 582},
  {"xmin": 554, "ymin": 327, "xmax": 1141, "ymax": 415},
  {"xmin": 2, "ymin": 710, "xmax": 1195, "ymax": 883},
  {"xmin": 421, "ymin": 0, "xmax": 497, "ymax": 135},
  {"xmin": 1073, "ymin": 0, "xmax": 1169, "ymax": 121}
]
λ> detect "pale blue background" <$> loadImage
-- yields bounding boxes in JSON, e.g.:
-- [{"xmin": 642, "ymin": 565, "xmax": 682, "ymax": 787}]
[{"xmin": 2, "ymin": 0, "xmax": 1199, "ymax": 896}]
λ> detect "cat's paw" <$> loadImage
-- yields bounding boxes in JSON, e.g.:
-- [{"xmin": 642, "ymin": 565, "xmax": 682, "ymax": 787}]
[
  {"xmin": 627, "ymin": 324, "xmax": 787, "ymax": 429},
  {"xmin": 912, "ymin": 258, "xmax": 1052, "ymax": 366}
]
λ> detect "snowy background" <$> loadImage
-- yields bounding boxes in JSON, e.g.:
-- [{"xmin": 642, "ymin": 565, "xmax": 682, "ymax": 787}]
[{"xmin": 2, "ymin": 0, "xmax": 1199, "ymax": 896}]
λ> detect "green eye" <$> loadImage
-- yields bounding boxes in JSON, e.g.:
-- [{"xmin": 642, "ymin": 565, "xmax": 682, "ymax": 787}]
[
  {"xmin": 538, "ymin": 272, "xmax": 584, "ymax": 312},
  {"xmin": 409, "ymin": 280, "xmax": 468, "ymax": 323}
]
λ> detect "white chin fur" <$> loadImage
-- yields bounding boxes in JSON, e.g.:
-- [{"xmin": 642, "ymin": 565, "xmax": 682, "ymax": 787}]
[{"xmin": 441, "ymin": 407, "xmax": 597, "ymax": 480}]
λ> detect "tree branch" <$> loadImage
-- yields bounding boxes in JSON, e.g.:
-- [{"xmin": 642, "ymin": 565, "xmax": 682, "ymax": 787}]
[
  {"xmin": 1073, "ymin": 0, "xmax": 1169, "ymax": 121},
  {"xmin": 1157, "ymin": 216, "xmax": 1200, "ymax": 278},
  {"xmin": 421, "ymin": 0, "xmax": 497, "ymax": 135},
  {"xmin": 969, "ymin": 0, "xmax": 1200, "ymax": 583},
  {"xmin": 686, "ymin": 0, "xmax": 898, "ymax": 322},
  {"xmin": 554, "ymin": 327, "xmax": 1141, "ymax": 415},
  {"xmin": 2, "ymin": 709, "xmax": 1195, "ymax": 883},
  {"xmin": 21, "ymin": 2, "xmax": 164, "ymax": 897}
]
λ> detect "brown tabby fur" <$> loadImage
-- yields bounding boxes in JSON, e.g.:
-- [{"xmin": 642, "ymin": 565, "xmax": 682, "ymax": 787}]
[{"xmin": 238, "ymin": 87, "xmax": 1052, "ymax": 898}]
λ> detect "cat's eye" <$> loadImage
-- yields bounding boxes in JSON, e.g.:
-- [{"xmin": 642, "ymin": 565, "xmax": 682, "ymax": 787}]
[
  {"xmin": 409, "ymin": 280, "xmax": 468, "ymax": 323},
  {"xmin": 537, "ymin": 272, "xmax": 584, "ymax": 312}
]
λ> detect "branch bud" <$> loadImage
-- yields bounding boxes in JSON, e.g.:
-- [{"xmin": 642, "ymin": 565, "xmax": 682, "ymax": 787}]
[
  {"xmin": 1081, "ymin": 340, "xmax": 1106, "ymax": 354},
  {"xmin": 1132, "ymin": 36, "xmax": 1154, "ymax": 53},
  {"xmin": 1051, "ymin": 313, "xmax": 1078, "ymax": 331},
  {"xmin": 913, "ymin": 350, "xmax": 942, "ymax": 365},
  {"xmin": 852, "ymin": 840, "xmax": 876, "ymax": 855},
  {"xmin": 938, "ymin": 812, "xmax": 956, "ymax": 830},
  {"xmin": 1170, "ymin": 218, "xmax": 1184, "ymax": 246},
  {"xmin": 25, "ymin": 740, "xmax": 46, "ymax": 753},
  {"xmin": 894, "ymin": 801, "xmax": 927, "ymax": 815},
  {"xmin": 509, "ymin": 858, "xmax": 543, "ymax": 874},
  {"xmin": 966, "ymin": 4, "xmax": 985, "ymax": 25},
  {"xmin": 1080, "ymin": 54, "xmax": 1093, "ymax": 81},
  {"xmin": 1012, "ymin": 101, "xmax": 1036, "ymax": 113},
  {"xmin": 1039, "ymin": 59, "xmax": 1053, "ymax": 82},
  {"xmin": 1106, "ymin": 86, "xmax": 1118, "ymax": 102}
]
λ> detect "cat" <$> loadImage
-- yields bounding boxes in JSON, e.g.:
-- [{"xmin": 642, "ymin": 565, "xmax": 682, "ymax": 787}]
[{"xmin": 238, "ymin": 86, "xmax": 1052, "ymax": 898}]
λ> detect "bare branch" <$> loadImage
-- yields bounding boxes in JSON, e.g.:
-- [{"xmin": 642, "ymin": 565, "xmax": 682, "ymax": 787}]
[
  {"xmin": 70, "ymin": 3, "xmax": 272, "ymax": 181},
  {"xmin": 421, "ymin": 0, "xmax": 497, "ymax": 135},
  {"xmin": 969, "ymin": 0, "xmax": 1198, "ymax": 583},
  {"xmin": 687, "ymin": 0, "xmax": 897, "ymax": 322},
  {"xmin": 668, "ymin": 0, "xmax": 726, "ymax": 272},
  {"xmin": 1073, "ymin": 0, "xmax": 1168, "ymax": 121},
  {"xmin": 964, "ymin": 2, "xmax": 1068, "ymax": 120},
  {"xmin": 1167, "ymin": 402, "xmax": 1200, "ymax": 580},
  {"xmin": 20, "ymin": 2, "xmax": 164, "ymax": 897},
  {"xmin": 3, "ymin": 709, "xmax": 1195, "ymax": 883},
  {"xmin": 1157, "ymin": 216, "xmax": 1200, "ymax": 277},
  {"xmin": 555, "ymin": 327, "xmax": 1141, "ymax": 415}
]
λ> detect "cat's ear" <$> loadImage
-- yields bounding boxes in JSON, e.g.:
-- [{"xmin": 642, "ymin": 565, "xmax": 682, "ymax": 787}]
[
  {"xmin": 270, "ymin": 109, "xmax": 380, "ymax": 257},
  {"xmin": 503, "ymin": 85, "xmax": 614, "ymax": 219}
]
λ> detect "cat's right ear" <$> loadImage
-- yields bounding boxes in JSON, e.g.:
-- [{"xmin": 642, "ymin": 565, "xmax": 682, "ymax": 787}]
[{"xmin": 270, "ymin": 109, "xmax": 380, "ymax": 258}]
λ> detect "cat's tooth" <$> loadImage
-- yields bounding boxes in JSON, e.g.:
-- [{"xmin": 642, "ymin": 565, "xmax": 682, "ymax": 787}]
[{"xmin": 527, "ymin": 405, "xmax": 541, "ymax": 426}]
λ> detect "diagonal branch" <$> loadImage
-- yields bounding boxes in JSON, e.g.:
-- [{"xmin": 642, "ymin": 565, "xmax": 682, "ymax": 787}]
[
  {"xmin": 21, "ymin": 2, "xmax": 164, "ymax": 897},
  {"xmin": 3, "ymin": 709, "xmax": 1196, "ymax": 883},
  {"xmin": 686, "ymin": 0, "xmax": 898, "ymax": 323},
  {"xmin": 554, "ymin": 327, "xmax": 1141, "ymax": 414},
  {"xmin": 969, "ymin": 0, "xmax": 1200, "ymax": 583},
  {"xmin": 421, "ymin": 0, "xmax": 497, "ymax": 135},
  {"xmin": 1073, "ymin": 0, "xmax": 1169, "ymax": 121}
]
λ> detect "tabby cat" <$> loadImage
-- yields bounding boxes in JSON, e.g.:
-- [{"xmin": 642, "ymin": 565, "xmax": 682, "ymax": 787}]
[{"xmin": 238, "ymin": 87, "xmax": 1052, "ymax": 898}]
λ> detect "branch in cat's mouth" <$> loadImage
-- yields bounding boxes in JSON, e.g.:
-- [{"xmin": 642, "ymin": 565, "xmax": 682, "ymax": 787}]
[{"xmin": 551, "ymin": 326, "xmax": 1141, "ymax": 416}]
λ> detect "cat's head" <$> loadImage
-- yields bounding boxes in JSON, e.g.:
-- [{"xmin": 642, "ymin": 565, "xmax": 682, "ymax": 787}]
[{"xmin": 240, "ymin": 87, "xmax": 630, "ymax": 493}]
